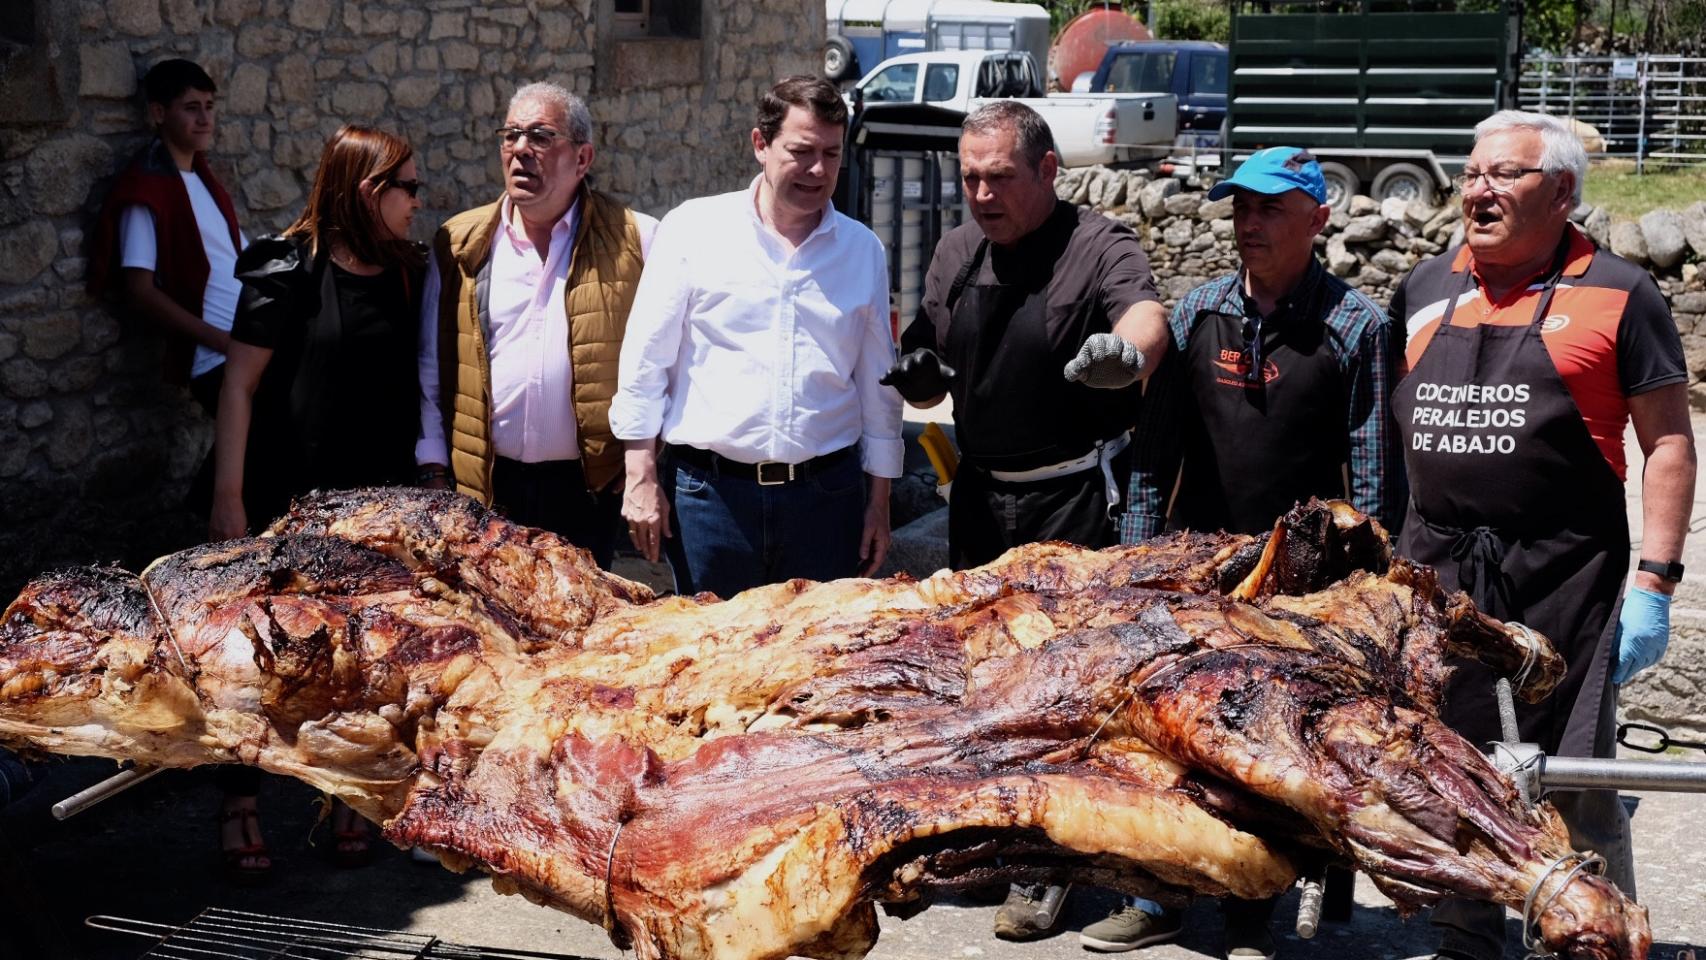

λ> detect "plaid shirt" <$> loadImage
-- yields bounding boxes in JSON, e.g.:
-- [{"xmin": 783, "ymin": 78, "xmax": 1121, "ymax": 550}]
[{"xmin": 1121, "ymin": 259, "xmax": 1404, "ymax": 542}]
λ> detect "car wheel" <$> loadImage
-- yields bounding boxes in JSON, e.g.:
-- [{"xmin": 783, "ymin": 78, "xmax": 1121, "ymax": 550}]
[
  {"xmin": 1371, "ymin": 162, "xmax": 1437, "ymax": 208},
  {"xmin": 1316, "ymin": 161, "xmax": 1360, "ymax": 213},
  {"xmin": 823, "ymin": 37, "xmax": 856, "ymax": 83}
]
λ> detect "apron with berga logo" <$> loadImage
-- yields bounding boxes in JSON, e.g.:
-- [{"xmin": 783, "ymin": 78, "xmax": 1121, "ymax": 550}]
[
  {"xmin": 1172, "ymin": 294, "xmax": 1348, "ymax": 536},
  {"xmin": 1392, "ymin": 252, "xmax": 1624, "ymax": 759}
]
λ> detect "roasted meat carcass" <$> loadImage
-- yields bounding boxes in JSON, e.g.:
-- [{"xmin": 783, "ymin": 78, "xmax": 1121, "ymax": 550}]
[{"xmin": 0, "ymin": 490, "xmax": 1643, "ymax": 960}]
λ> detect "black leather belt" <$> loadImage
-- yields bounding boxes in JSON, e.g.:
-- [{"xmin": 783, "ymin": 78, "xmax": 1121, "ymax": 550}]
[{"xmin": 670, "ymin": 444, "xmax": 856, "ymax": 486}]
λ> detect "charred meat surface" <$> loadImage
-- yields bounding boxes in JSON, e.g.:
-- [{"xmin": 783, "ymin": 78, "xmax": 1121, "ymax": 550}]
[{"xmin": 0, "ymin": 493, "xmax": 1643, "ymax": 960}]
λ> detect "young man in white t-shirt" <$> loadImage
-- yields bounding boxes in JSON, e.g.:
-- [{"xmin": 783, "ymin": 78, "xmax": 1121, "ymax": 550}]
[
  {"xmin": 87, "ymin": 57, "xmax": 265, "ymax": 883},
  {"xmin": 91, "ymin": 59, "xmax": 247, "ymax": 412}
]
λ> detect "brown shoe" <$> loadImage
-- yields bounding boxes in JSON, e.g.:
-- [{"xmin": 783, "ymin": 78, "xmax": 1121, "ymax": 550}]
[{"xmin": 991, "ymin": 883, "xmax": 1070, "ymax": 940}]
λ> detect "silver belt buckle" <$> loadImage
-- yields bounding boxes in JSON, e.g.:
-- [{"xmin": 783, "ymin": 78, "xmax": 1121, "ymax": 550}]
[{"xmin": 756, "ymin": 461, "xmax": 795, "ymax": 486}]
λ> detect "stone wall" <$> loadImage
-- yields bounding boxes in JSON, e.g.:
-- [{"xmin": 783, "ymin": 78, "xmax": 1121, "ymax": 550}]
[
  {"xmin": 0, "ymin": 0, "xmax": 818, "ymax": 592},
  {"xmin": 1057, "ymin": 164, "xmax": 1706, "ymax": 734},
  {"xmin": 1054, "ymin": 166, "xmax": 1706, "ymax": 367}
]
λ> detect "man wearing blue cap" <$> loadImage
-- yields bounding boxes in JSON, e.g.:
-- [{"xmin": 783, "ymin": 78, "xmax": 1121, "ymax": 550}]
[{"xmin": 1081, "ymin": 147, "xmax": 1401, "ymax": 954}]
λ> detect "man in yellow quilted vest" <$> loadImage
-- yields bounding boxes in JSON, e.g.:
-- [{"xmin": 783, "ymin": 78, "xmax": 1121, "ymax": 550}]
[
  {"xmin": 415, "ymin": 82, "xmax": 658, "ymax": 569},
  {"xmin": 611, "ymin": 75, "xmax": 904, "ymax": 598}
]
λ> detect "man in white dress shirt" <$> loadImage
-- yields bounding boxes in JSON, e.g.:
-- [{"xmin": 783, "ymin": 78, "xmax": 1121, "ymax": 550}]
[
  {"xmin": 417, "ymin": 82, "xmax": 657, "ymax": 569},
  {"xmin": 611, "ymin": 75, "xmax": 904, "ymax": 597}
]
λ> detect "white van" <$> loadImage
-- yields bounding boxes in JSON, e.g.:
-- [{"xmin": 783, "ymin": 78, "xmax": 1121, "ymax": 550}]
[
  {"xmin": 851, "ymin": 49, "xmax": 1041, "ymax": 111},
  {"xmin": 852, "ymin": 49, "xmax": 1180, "ymax": 168}
]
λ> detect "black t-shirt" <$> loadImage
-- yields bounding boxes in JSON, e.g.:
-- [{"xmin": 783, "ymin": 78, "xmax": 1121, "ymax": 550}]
[
  {"xmin": 232, "ymin": 239, "xmax": 421, "ymax": 510},
  {"xmin": 907, "ymin": 201, "xmax": 1160, "ymax": 356},
  {"xmin": 903, "ymin": 201, "xmax": 1160, "ymax": 466}
]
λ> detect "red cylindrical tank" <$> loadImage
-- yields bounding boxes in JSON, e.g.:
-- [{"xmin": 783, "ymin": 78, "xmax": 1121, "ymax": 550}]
[{"xmin": 1052, "ymin": 8, "xmax": 1153, "ymax": 91}]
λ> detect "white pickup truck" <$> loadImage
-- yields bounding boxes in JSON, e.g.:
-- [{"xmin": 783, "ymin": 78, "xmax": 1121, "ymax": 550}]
[{"xmin": 850, "ymin": 49, "xmax": 1178, "ymax": 167}]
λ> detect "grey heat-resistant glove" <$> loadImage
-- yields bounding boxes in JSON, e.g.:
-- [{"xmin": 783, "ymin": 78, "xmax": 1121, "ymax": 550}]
[
  {"xmin": 880, "ymin": 348, "xmax": 958, "ymax": 403},
  {"xmin": 1063, "ymin": 333, "xmax": 1145, "ymax": 389}
]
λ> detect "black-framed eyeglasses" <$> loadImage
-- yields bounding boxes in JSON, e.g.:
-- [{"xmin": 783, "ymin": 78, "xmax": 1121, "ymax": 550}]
[
  {"xmin": 1454, "ymin": 167, "xmax": 1546, "ymax": 193},
  {"xmin": 496, "ymin": 125, "xmax": 570, "ymax": 150},
  {"xmin": 387, "ymin": 177, "xmax": 423, "ymax": 198}
]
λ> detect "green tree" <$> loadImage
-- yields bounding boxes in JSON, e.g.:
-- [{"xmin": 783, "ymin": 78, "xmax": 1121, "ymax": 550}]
[
  {"xmin": 1522, "ymin": 0, "xmax": 1578, "ymax": 50},
  {"xmin": 1155, "ymin": 0, "xmax": 1230, "ymax": 39},
  {"xmin": 1035, "ymin": 0, "xmax": 1227, "ymax": 41}
]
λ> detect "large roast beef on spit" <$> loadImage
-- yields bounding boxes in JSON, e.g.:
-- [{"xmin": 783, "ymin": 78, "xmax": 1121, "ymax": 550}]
[{"xmin": 0, "ymin": 489, "xmax": 1644, "ymax": 960}]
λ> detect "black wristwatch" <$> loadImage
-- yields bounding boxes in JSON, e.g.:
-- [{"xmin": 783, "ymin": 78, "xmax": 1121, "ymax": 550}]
[{"xmin": 1637, "ymin": 559, "xmax": 1685, "ymax": 583}]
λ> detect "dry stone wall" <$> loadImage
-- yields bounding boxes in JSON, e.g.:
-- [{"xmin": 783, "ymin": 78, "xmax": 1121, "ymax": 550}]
[
  {"xmin": 1056, "ymin": 167, "xmax": 1706, "ymax": 366},
  {"xmin": 0, "ymin": 0, "xmax": 818, "ymax": 591},
  {"xmin": 1059, "ymin": 163, "xmax": 1706, "ymax": 734}
]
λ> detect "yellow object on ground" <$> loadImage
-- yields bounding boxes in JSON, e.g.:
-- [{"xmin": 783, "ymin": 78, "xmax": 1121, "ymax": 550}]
[
  {"xmin": 919, "ymin": 422, "xmax": 959, "ymax": 485},
  {"xmin": 919, "ymin": 422, "xmax": 959, "ymax": 500}
]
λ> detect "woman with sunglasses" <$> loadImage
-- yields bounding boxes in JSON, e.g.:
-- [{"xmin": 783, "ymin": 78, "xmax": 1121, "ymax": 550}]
[{"xmin": 209, "ymin": 124, "xmax": 425, "ymax": 879}]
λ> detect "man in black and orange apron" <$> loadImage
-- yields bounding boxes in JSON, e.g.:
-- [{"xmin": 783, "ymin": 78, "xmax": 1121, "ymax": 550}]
[
  {"xmin": 1105, "ymin": 147, "xmax": 1403, "ymax": 958},
  {"xmin": 880, "ymin": 100, "xmax": 1171, "ymax": 941},
  {"xmin": 1390, "ymin": 110, "xmax": 1695, "ymax": 960}
]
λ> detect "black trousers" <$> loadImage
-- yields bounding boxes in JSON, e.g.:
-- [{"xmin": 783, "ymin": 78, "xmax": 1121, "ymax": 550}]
[
  {"xmin": 948, "ymin": 450, "xmax": 1130, "ymax": 570},
  {"xmin": 185, "ymin": 367, "xmax": 224, "ymax": 518},
  {"xmin": 491, "ymin": 457, "xmax": 622, "ymax": 570}
]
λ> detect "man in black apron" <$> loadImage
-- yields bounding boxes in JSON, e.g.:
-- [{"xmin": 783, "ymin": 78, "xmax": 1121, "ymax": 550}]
[
  {"xmin": 1095, "ymin": 147, "xmax": 1402, "ymax": 957},
  {"xmin": 880, "ymin": 100, "xmax": 1169, "ymax": 941},
  {"xmin": 1390, "ymin": 110, "xmax": 1694, "ymax": 960}
]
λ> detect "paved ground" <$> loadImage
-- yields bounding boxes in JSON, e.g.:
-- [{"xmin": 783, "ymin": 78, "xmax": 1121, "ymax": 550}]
[
  {"xmin": 5, "ymin": 412, "xmax": 1705, "ymax": 960},
  {"xmin": 3, "ymin": 758, "xmax": 1701, "ymax": 959}
]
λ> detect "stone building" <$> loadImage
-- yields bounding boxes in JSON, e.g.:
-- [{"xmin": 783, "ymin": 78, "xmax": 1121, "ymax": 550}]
[{"xmin": 0, "ymin": 0, "xmax": 820, "ymax": 590}]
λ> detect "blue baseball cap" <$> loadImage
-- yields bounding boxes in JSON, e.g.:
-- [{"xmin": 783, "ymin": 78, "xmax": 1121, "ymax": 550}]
[{"xmin": 1207, "ymin": 146, "xmax": 1328, "ymax": 204}]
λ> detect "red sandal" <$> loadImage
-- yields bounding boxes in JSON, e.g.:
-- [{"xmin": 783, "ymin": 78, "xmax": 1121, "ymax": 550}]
[
  {"xmin": 218, "ymin": 807, "xmax": 273, "ymax": 885},
  {"xmin": 330, "ymin": 801, "xmax": 373, "ymax": 868}
]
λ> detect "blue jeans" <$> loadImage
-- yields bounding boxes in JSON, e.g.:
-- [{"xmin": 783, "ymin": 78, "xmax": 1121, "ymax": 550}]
[{"xmin": 671, "ymin": 452, "xmax": 866, "ymax": 597}]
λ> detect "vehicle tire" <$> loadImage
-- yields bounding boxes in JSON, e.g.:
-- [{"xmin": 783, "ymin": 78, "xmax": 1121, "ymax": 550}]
[
  {"xmin": 1316, "ymin": 161, "xmax": 1360, "ymax": 213},
  {"xmin": 823, "ymin": 37, "xmax": 856, "ymax": 83},
  {"xmin": 1370, "ymin": 162, "xmax": 1437, "ymax": 208}
]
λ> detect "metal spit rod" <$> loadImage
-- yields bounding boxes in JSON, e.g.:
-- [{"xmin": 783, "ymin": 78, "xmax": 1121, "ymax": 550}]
[
  {"xmin": 1295, "ymin": 876, "xmax": 1325, "ymax": 938},
  {"xmin": 1490, "ymin": 676, "xmax": 1706, "ymax": 795},
  {"xmin": 1536, "ymin": 754, "xmax": 1706, "ymax": 793},
  {"xmin": 52, "ymin": 765, "xmax": 162, "ymax": 820}
]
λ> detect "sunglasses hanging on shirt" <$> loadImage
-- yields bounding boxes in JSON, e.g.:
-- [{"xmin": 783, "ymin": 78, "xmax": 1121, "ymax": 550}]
[{"xmin": 1242, "ymin": 316, "xmax": 1266, "ymax": 385}]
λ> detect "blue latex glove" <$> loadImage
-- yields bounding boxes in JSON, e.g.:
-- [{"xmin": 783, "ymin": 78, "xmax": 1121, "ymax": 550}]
[{"xmin": 1612, "ymin": 586, "xmax": 1672, "ymax": 685}]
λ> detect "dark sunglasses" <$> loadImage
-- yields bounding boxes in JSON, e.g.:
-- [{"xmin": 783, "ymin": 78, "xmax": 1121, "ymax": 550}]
[{"xmin": 386, "ymin": 177, "xmax": 423, "ymax": 198}]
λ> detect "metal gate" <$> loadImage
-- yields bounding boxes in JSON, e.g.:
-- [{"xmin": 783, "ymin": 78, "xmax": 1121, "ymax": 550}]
[
  {"xmin": 865, "ymin": 151, "xmax": 965, "ymax": 330},
  {"xmin": 1519, "ymin": 54, "xmax": 1706, "ymax": 169}
]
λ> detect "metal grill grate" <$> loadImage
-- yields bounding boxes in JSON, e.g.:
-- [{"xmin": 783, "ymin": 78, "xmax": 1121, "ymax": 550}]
[{"xmin": 87, "ymin": 908, "xmax": 597, "ymax": 960}]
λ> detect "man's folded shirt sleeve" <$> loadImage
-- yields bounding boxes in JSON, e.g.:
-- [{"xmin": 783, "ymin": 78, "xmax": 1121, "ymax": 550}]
[
  {"xmin": 611, "ymin": 210, "xmax": 693, "ymax": 442},
  {"xmin": 856, "ymin": 249, "xmax": 904, "ymax": 478}
]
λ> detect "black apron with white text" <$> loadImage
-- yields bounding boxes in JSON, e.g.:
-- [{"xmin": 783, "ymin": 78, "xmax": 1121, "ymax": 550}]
[
  {"xmin": 1392, "ymin": 269, "xmax": 1625, "ymax": 759},
  {"xmin": 1173, "ymin": 306, "xmax": 1348, "ymax": 535}
]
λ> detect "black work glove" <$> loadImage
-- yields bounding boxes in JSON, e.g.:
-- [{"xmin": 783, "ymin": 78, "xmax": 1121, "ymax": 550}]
[{"xmin": 880, "ymin": 348, "xmax": 958, "ymax": 403}]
